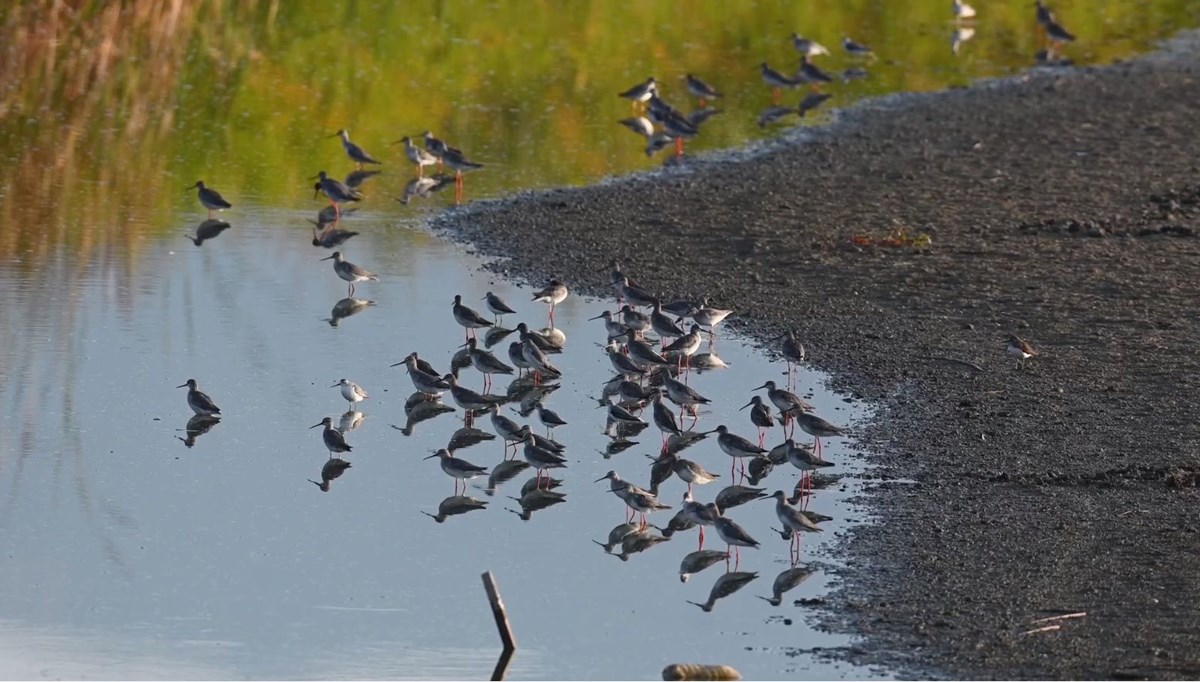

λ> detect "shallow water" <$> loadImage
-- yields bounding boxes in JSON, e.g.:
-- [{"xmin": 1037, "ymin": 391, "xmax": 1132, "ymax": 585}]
[
  {"xmin": 2, "ymin": 1, "xmax": 1197, "ymax": 678},
  {"xmin": 0, "ymin": 201, "xmax": 869, "ymax": 679}
]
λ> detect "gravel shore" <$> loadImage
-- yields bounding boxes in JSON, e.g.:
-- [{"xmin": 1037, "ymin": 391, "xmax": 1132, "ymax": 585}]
[{"xmin": 433, "ymin": 37, "xmax": 1200, "ymax": 679}]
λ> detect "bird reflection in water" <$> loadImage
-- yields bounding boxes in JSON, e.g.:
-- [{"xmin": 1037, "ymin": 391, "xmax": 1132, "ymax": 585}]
[
  {"xmin": 389, "ymin": 394, "xmax": 455, "ymax": 436},
  {"xmin": 483, "ymin": 459, "xmax": 530, "ymax": 497},
  {"xmin": 601, "ymin": 435, "xmax": 639, "ymax": 459},
  {"xmin": 758, "ymin": 565, "xmax": 816, "ymax": 606},
  {"xmin": 447, "ymin": 425, "xmax": 497, "ymax": 452},
  {"xmin": 654, "ymin": 507, "xmax": 697, "ymax": 538},
  {"xmin": 327, "ymin": 297, "xmax": 376, "ymax": 327},
  {"xmin": 507, "ymin": 485, "xmax": 566, "ymax": 521},
  {"xmin": 309, "ymin": 457, "xmax": 352, "ymax": 492},
  {"xmin": 343, "ymin": 169, "xmax": 382, "ymax": 190},
  {"xmin": 483, "ymin": 325, "xmax": 517, "ymax": 349},
  {"xmin": 183, "ymin": 219, "xmax": 231, "ymax": 247},
  {"xmin": 678, "ymin": 549, "xmax": 729, "ymax": 583},
  {"xmin": 611, "ymin": 528, "xmax": 670, "ymax": 562},
  {"xmin": 421, "ymin": 495, "xmax": 489, "ymax": 523},
  {"xmin": 311, "ymin": 222, "xmax": 360, "ymax": 249},
  {"xmin": 687, "ymin": 571, "xmax": 759, "ymax": 612},
  {"xmin": 176, "ymin": 414, "xmax": 221, "ymax": 448},
  {"xmin": 396, "ymin": 175, "xmax": 454, "ymax": 205},
  {"xmin": 593, "ymin": 521, "xmax": 640, "ymax": 554},
  {"xmin": 339, "ymin": 410, "xmax": 365, "ymax": 434}
]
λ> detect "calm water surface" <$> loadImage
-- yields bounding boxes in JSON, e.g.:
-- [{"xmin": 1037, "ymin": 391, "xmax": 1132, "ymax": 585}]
[
  {"xmin": 2, "ymin": 1, "xmax": 1198, "ymax": 678},
  {"xmin": 0, "ymin": 198, "xmax": 869, "ymax": 679}
]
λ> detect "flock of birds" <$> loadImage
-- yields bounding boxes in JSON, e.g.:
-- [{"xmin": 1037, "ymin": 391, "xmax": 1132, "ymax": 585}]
[
  {"xmin": 172, "ymin": 3, "xmax": 1059, "ymax": 616},
  {"xmin": 173, "ymin": 250, "xmax": 852, "ymax": 611}
]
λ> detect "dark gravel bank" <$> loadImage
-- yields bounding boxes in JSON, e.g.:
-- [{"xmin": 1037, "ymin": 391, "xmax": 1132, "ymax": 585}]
[{"xmin": 432, "ymin": 39, "xmax": 1200, "ymax": 679}]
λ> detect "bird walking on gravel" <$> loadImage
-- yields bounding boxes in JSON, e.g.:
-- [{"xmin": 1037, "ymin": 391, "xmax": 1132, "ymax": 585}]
[{"xmin": 1006, "ymin": 334, "xmax": 1038, "ymax": 370}]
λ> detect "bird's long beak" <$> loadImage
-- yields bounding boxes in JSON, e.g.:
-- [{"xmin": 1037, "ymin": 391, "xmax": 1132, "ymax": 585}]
[
  {"xmin": 309, "ymin": 423, "xmax": 323, "ymax": 429},
  {"xmin": 183, "ymin": 183, "xmax": 198, "ymax": 191},
  {"xmin": 587, "ymin": 313, "xmax": 606, "ymax": 321},
  {"xmin": 329, "ymin": 383, "xmax": 339, "ymax": 388},
  {"xmin": 326, "ymin": 132, "xmax": 340, "ymax": 139},
  {"xmin": 751, "ymin": 383, "xmax": 768, "ymax": 390},
  {"xmin": 738, "ymin": 400, "xmax": 753, "ymax": 411},
  {"xmin": 319, "ymin": 255, "xmax": 335, "ymax": 261},
  {"xmin": 593, "ymin": 475, "xmax": 609, "ymax": 483},
  {"xmin": 175, "ymin": 383, "xmax": 187, "ymax": 389},
  {"xmin": 422, "ymin": 452, "xmax": 439, "ymax": 460},
  {"xmin": 389, "ymin": 361, "xmax": 405, "ymax": 367},
  {"xmin": 307, "ymin": 174, "xmax": 320, "ymax": 180}
]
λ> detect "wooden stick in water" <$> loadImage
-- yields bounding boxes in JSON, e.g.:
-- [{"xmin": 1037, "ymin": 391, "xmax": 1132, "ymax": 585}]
[{"xmin": 482, "ymin": 571, "xmax": 516, "ymax": 681}]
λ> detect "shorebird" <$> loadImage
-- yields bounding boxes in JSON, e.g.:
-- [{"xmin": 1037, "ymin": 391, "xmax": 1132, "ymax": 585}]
[
  {"xmin": 650, "ymin": 304, "xmax": 687, "ymax": 341},
  {"xmin": 392, "ymin": 354, "xmax": 451, "ymax": 395},
  {"xmin": 624, "ymin": 330, "xmax": 673, "ymax": 369},
  {"xmin": 332, "ymin": 378, "xmax": 368, "ymax": 408},
  {"xmin": 590, "ymin": 310, "xmax": 630, "ymax": 341},
  {"xmin": 679, "ymin": 490, "xmax": 721, "ymax": 547},
  {"xmin": 311, "ymin": 171, "xmax": 362, "ymax": 217},
  {"xmin": 842, "ymin": 35, "xmax": 875, "ymax": 58},
  {"xmin": 330, "ymin": 129, "xmax": 381, "ymax": 169},
  {"xmin": 784, "ymin": 440, "xmax": 834, "ymax": 496},
  {"xmin": 691, "ymin": 352, "xmax": 730, "ymax": 373},
  {"xmin": 760, "ymin": 62, "xmax": 801, "ymax": 104},
  {"xmin": 661, "ymin": 375, "xmax": 711, "ymax": 410},
  {"xmin": 684, "ymin": 73, "xmax": 721, "ymax": 108},
  {"xmin": 532, "ymin": 400, "xmax": 567, "ymax": 436},
  {"xmin": 310, "ymin": 416, "xmax": 351, "ymax": 456},
  {"xmin": 617, "ymin": 77, "xmax": 657, "ymax": 108},
  {"xmin": 519, "ymin": 327, "xmax": 560, "ymax": 382},
  {"xmin": 444, "ymin": 374, "xmax": 504, "ymax": 415},
  {"xmin": 755, "ymin": 380, "xmax": 813, "ymax": 418},
  {"xmin": 1006, "ymin": 334, "xmax": 1038, "ymax": 369},
  {"xmin": 308, "ymin": 458, "xmax": 352, "ymax": 493},
  {"xmin": 791, "ymin": 411, "xmax": 846, "ymax": 459},
  {"xmin": 663, "ymin": 324, "xmax": 704, "ymax": 369},
  {"xmin": 508, "ymin": 487, "xmax": 567, "ymax": 521},
  {"xmin": 606, "ymin": 343, "xmax": 648, "ymax": 377},
  {"xmin": 740, "ymin": 395, "xmax": 777, "ymax": 446},
  {"xmin": 771, "ymin": 490, "xmax": 822, "ymax": 557},
  {"xmin": 670, "ymin": 455, "xmax": 718, "ymax": 487},
  {"xmin": 531, "ymin": 279, "xmax": 568, "ymax": 323},
  {"xmin": 952, "ymin": 0, "xmax": 976, "ymax": 20},
  {"xmin": 619, "ymin": 305, "xmax": 651, "ymax": 336},
  {"xmin": 441, "ymin": 147, "xmax": 484, "ymax": 203},
  {"xmin": 693, "ymin": 299, "xmax": 733, "ymax": 338},
  {"xmin": 1042, "ymin": 9, "xmax": 1075, "ymax": 54},
  {"xmin": 177, "ymin": 379, "xmax": 221, "ymax": 417},
  {"xmin": 607, "ymin": 401, "xmax": 646, "ymax": 427},
  {"xmin": 452, "ymin": 294, "xmax": 493, "ymax": 340},
  {"xmin": 398, "ymin": 136, "xmax": 437, "ymax": 178},
  {"xmin": 714, "ymin": 424, "xmax": 768, "ymax": 477},
  {"xmin": 713, "ymin": 513, "xmax": 760, "ymax": 565},
  {"xmin": 791, "ymin": 33, "xmax": 830, "ymax": 57},
  {"xmin": 758, "ymin": 565, "xmax": 816, "ymax": 606},
  {"xmin": 796, "ymin": 56, "xmax": 834, "ymax": 89},
  {"xmin": 463, "ymin": 338, "xmax": 514, "ymax": 390},
  {"xmin": 424, "ymin": 448, "xmax": 488, "ymax": 494},
  {"xmin": 483, "ymin": 291, "xmax": 517, "ymax": 322},
  {"xmin": 320, "ymin": 251, "xmax": 377, "ymax": 296},
  {"xmin": 421, "ymin": 130, "xmax": 454, "ymax": 172},
  {"xmin": 650, "ymin": 389, "xmax": 683, "ymax": 444},
  {"xmin": 612, "ymin": 530, "xmax": 670, "ymax": 561},
  {"xmin": 520, "ymin": 432, "xmax": 568, "ymax": 482},
  {"xmin": 687, "ymin": 571, "xmax": 759, "ymax": 611},
  {"xmin": 185, "ymin": 181, "xmax": 231, "ymax": 220},
  {"xmin": 617, "ymin": 276, "xmax": 658, "ymax": 309},
  {"xmin": 780, "ymin": 330, "xmax": 806, "ymax": 376}
]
